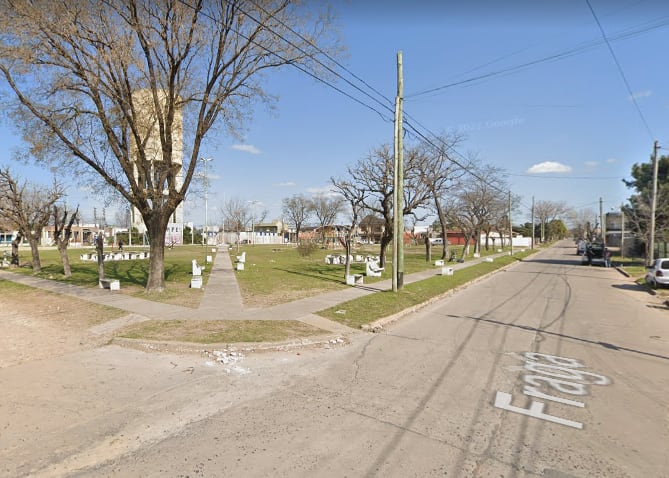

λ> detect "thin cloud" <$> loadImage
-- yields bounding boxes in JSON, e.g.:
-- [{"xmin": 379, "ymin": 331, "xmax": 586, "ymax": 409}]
[
  {"xmin": 584, "ymin": 161, "xmax": 598, "ymax": 170},
  {"xmin": 306, "ymin": 186, "xmax": 338, "ymax": 197},
  {"xmin": 274, "ymin": 181, "xmax": 296, "ymax": 187},
  {"xmin": 526, "ymin": 161, "xmax": 572, "ymax": 174},
  {"xmin": 231, "ymin": 144, "xmax": 261, "ymax": 154},
  {"xmin": 606, "ymin": 158, "xmax": 618, "ymax": 164},
  {"xmin": 628, "ymin": 90, "xmax": 651, "ymax": 101}
]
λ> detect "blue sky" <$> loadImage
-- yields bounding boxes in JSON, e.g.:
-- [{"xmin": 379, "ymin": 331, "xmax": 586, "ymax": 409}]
[{"xmin": 2, "ymin": 0, "xmax": 668, "ymax": 228}]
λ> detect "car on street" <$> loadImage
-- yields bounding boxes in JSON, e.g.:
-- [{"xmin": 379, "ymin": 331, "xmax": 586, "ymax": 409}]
[
  {"xmin": 576, "ymin": 239, "xmax": 587, "ymax": 255},
  {"xmin": 644, "ymin": 258, "xmax": 669, "ymax": 289},
  {"xmin": 581, "ymin": 242, "xmax": 608, "ymax": 266}
]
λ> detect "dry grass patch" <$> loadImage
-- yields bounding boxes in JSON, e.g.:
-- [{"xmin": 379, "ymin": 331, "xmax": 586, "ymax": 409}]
[
  {"xmin": 116, "ymin": 319, "xmax": 330, "ymax": 343},
  {"xmin": 0, "ymin": 280, "xmax": 124, "ymax": 328}
]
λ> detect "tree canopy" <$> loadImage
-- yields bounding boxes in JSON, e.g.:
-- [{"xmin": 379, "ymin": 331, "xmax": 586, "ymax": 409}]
[{"xmin": 0, "ymin": 0, "xmax": 340, "ymax": 291}]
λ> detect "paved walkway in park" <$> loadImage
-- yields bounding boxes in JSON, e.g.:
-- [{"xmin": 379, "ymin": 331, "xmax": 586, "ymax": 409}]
[{"xmin": 0, "ymin": 248, "xmax": 516, "ymax": 335}]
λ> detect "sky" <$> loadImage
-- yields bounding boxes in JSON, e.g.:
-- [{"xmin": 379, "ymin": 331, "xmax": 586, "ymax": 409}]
[{"xmin": 2, "ymin": 0, "xmax": 668, "ymax": 229}]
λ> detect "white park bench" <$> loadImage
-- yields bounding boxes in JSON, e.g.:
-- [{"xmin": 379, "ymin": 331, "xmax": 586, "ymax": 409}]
[
  {"xmin": 192, "ymin": 259, "xmax": 204, "ymax": 276},
  {"xmin": 99, "ymin": 278, "xmax": 120, "ymax": 290},
  {"xmin": 365, "ymin": 260, "xmax": 384, "ymax": 277},
  {"xmin": 346, "ymin": 274, "xmax": 364, "ymax": 285}
]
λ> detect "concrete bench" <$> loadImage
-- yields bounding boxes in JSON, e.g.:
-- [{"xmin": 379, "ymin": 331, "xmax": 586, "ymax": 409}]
[
  {"xmin": 192, "ymin": 259, "xmax": 204, "ymax": 276},
  {"xmin": 366, "ymin": 260, "xmax": 384, "ymax": 277},
  {"xmin": 438, "ymin": 266, "xmax": 454, "ymax": 276},
  {"xmin": 434, "ymin": 259, "xmax": 445, "ymax": 266},
  {"xmin": 346, "ymin": 274, "xmax": 364, "ymax": 285},
  {"xmin": 190, "ymin": 276, "xmax": 203, "ymax": 289},
  {"xmin": 236, "ymin": 251, "xmax": 246, "ymax": 263},
  {"xmin": 99, "ymin": 278, "xmax": 120, "ymax": 290}
]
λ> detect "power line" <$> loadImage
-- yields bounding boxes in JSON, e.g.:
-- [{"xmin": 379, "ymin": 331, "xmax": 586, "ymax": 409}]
[
  {"xmin": 224, "ymin": 0, "xmax": 395, "ymax": 120},
  {"xmin": 221, "ymin": 1, "xmax": 535, "ymax": 214},
  {"xmin": 174, "ymin": 1, "xmax": 616, "ymax": 216},
  {"xmin": 244, "ymin": 0, "xmax": 394, "ymax": 110},
  {"xmin": 405, "ymin": 16, "xmax": 669, "ymax": 100},
  {"xmin": 175, "ymin": 0, "xmax": 395, "ymax": 122},
  {"xmin": 585, "ymin": 0, "xmax": 655, "ymax": 141}
]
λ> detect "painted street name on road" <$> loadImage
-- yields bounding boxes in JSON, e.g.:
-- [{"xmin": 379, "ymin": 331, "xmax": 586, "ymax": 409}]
[{"xmin": 494, "ymin": 352, "xmax": 611, "ymax": 429}]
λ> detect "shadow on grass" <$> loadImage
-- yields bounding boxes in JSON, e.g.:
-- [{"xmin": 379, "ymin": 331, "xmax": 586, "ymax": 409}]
[{"xmin": 274, "ymin": 265, "xmax": 350, "ymax": 285}]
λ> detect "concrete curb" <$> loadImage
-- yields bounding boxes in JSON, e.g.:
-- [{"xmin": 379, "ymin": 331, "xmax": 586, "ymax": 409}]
[
  {"xmin": 111, "ymin": 334, "xmax": 351, "ymax": 355},
  {"xmin": 362, "ymin": 256, "xmax": 523, "ymax": 333}
]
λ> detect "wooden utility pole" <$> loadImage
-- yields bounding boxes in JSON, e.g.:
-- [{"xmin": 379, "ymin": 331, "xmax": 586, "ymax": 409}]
[
  {"xmin": 620, "ymin": 204, "xmax": 625, "ymax": 260},
  {"xmin": 508, "ymin": 191, "xmax": 513, "ymax": 255},
  {"xmin": 393, "ymin": 51, "xmax": 404, "ymax": 291},
  {"xmin": 599, "ymin": 197, "xmax": 604, "ymax": 244},
  {"xmin": 531, "ymin": 196, "xmax": 535, "ymax": 250},
  {"xmin": 649, "ymin": 140, "xmax": 659, "ymax": 265}
]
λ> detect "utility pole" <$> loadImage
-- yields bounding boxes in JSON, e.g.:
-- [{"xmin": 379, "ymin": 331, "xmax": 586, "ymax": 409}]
[
  {"xmin": 200, "ymin": 157, "xmax": 212, "ymax": 246},
  {"xmin": 508, "ymin": 191, "xmax": 513, "ymax": 255},
  {"xmin": 531, "ymin": 196, "xmax": 535, "ymax": 250},
  {"xmin": 392, "ymin": 51, "xmax": 404, "ymax": 291},
  {"xmin": 649, "ymin": 140, "xmax": 659, "ymax": 265},
  {"xmin": 620, "ymin": 205, "xmax": 625, "ymax": 260},
  {"xmin": 599, "ymin": 197, "xmax": 604, "ymax": 245}
]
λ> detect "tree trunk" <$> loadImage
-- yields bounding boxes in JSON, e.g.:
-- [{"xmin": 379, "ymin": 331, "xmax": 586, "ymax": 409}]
[
  {"xmin": 379, "ymin": 233, "xmax": 392, "ymax": 268},
  {"xmin": 344, "ymin": 236, "xmax": 351, "ymax": 279},
  {"xmin": 146, "ymin": 218, "xmax": 168, "ymax": 292},
  {"xmin": 58, "ymin": 243, "xmax": 71, "ymax": 277},
  {"xmin": 461, "ymin": 234, "xmax": 472, "ymax": 260},
  {"xmin": 10, "ymin": 234, "xmax": 21, "ymax": 267},
  {"xmin": 433, "ymin": 198, "xmax": 449, "ymax": 260},
  {"xmin": 96, "ymin": 234, "xmax": 105, "ymax": 281},
  {"xmin": 28, "ymin": 235, "xmax": 41, "ymax": 272}
]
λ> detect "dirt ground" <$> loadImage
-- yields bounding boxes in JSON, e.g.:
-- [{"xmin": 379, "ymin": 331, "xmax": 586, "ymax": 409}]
[
  {"xmin": 0, "ymin": 287, "xmax": 127, "ymax": 368},
  {"xmin": 0, "ymin": 282, "xmax": 354, "ymax": 478}
]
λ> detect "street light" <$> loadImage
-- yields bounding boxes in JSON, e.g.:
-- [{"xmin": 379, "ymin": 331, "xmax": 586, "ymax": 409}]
[
  {"xmin": 248, "ymin": 200, "xmax": 260, "ymax": 245},
  {"xmin": 199, "ymin": 157, "xmax": 213, "ymax": 245}
]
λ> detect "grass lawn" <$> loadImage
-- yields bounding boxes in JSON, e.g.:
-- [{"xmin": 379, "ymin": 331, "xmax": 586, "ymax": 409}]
[
  {"xmin": 3, "ymin": 241, "xmax": 591, "ymax": 344},
  {"xmin": 317, "ymin": 250, "xmax": 535, "ymax": 328},
  {"xmin": 117, "ymin": 319, "xmax": 330, "ymax": 343},
  {"xmin": 229, "ymin": 242, "xmax": 500, "ymax": 307},
  {"xmin": 6, "ymin": 244, "xmax": 214, "ymax": 308}
]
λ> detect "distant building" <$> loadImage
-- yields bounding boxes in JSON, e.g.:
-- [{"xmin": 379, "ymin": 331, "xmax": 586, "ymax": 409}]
[{"xmin": 129, "ymin": 89, "xmax": 184, "ymax": 244}]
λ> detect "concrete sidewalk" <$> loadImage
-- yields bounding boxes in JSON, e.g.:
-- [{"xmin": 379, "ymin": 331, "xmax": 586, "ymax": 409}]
[{"xmin": 0, "ymin": 247, "xmax": 519, "ymax": 334}]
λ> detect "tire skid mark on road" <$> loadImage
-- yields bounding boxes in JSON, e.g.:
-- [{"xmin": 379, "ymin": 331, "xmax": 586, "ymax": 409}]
[
  {"xmin": 361, "ymin": 252, "xmax": 564, "ymax": 476},
  {"xmin": 443, "ymin": 252, "xmax": 577, "ymax": 474}
]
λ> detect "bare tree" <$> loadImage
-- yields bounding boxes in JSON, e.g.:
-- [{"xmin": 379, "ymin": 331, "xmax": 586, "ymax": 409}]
[
  {"xmin": 221, "ymin": 197, "xmax": 252, "ymax": 251},
  {"xmin": 310, "ymin": 194, "xmax": 345, "ymax": 247},
  {"xmin": 534, "ymin": 200, "xmax": 570, "ymax": 242},
  {"xmin": 282, "ymin": 194, "xmax": 313, "ymax": 243},
  {"xmin": 343, "ymin": 143, "xmax": 433, "ymax": 267},
  {"xmin": 331, "ymin": 178, "xmax": 368, "ymax": 280},
  {"xmin": 0, "ymin": 167, "xmax": 64, "ymax": 271},
  {"xmin": 53, "ymin": 204, "xmax": 79, "ymax": 277},
  {"xmin": 0, "ymin": 0, "xmax": 340, "ymax": 292},
  {"xmin": 415, "ymin": 134, "xmax": 468, "ymax": 259},
  {"xmin": 446, "ymin": 165, "xmax": 509, "ymax": 258},
  {"xmin": 566, "ymin": 208, "xmax": 596, "ymax": 240}
]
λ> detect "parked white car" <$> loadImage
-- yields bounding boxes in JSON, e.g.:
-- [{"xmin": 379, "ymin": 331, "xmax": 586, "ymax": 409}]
[{"xmin": 645, "ymin": 258, "xmax": 669, "ymax": 289}]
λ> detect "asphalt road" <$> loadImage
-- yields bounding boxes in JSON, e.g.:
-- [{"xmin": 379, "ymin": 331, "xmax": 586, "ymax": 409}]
[{"xmin": 3, "ymin": 240, "xmax": 668, "ymax": 477}]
